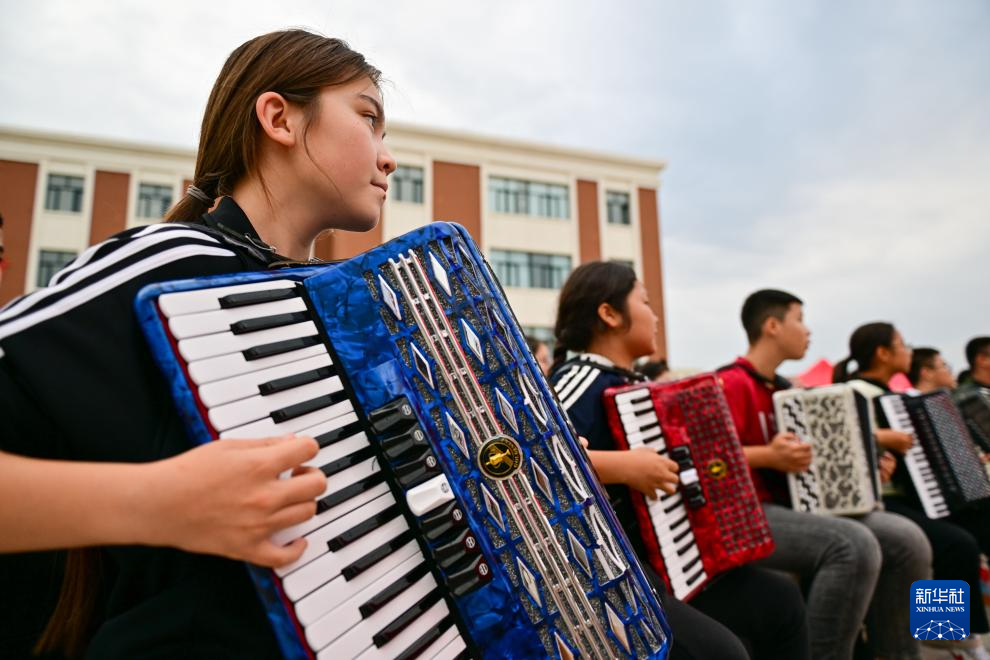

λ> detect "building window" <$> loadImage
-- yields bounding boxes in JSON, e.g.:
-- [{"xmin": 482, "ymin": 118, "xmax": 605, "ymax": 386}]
[
  {"xmin": 137, "ymin": 183, "xmax": 173, "ymax": 219},
  {"xmin": 606, "ymin": 191, "xmax": 631, "ymax": 225},
  {"xmin": 489, "ymin": 249, "xmax": 572, "ymax": 289},
  {"xmin": 44, "ymin": 174, "xmax": 85, "ymax": 213},
  {"xmin": 37, "ymin": 250, "xmax": 77, "ymax": 287},
  {"xmin": 392, "ymin": 165, "xmax": 424, "ymax": 203},
  {"xmin": 489, "ymin": 176, "xmax": 569, "ymax": 219}
]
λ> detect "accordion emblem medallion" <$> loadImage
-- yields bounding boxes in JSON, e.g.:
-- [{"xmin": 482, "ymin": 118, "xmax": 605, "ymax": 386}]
[
  {"xmin": 478, "ymin": 436, "xmax": 523, "ymax": 479},
  {"xmin": 706, "ymin": 458, "xmax": 728, "ymax": 480}
]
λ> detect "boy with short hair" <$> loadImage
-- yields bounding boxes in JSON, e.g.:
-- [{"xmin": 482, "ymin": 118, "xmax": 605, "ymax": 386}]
[{"xmin": 718, "ymin": 289, "xmax": 931, "ymax": 660}]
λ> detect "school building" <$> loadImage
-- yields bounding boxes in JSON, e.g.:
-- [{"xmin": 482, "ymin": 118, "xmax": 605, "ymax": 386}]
[{"xmin": 0, "ymin": 124, "xmax": 669, "ymax": 357}]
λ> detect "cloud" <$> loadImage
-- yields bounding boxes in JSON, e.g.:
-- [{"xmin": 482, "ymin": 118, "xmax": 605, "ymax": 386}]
[{"xmin": 1, "ymin": 0, "xmax": 987, "ymax": 373}]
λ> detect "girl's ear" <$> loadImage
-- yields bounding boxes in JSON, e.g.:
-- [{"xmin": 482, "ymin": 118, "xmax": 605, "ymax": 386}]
[
  {"xmin": 596, "ymin": 302, "xmax": 623, "ymax": 330},
  {"xmin": 875, "ymin": 345, "xmax": 892, "ymax": 366},
  {"xmin": 255, "ymin": 92, "xmax": 298, "ymax": 148}
]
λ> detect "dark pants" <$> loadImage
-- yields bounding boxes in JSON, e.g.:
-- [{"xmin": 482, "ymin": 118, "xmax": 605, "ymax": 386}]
[
  {"xmin": 692, "ymin": 565, "xmax": 811, "ymax": 660},
  {"xmin": 886, "ymin": 496, "xmax": 990, "ymax": 634}
]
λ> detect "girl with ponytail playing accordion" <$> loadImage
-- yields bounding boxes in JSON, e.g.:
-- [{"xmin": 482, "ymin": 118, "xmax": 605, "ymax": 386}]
[
  {"xmin": 835, "ymin": 323, "xmax": 990, "ymax": 659},
  {"xmin": 0, "ymin": 29, "xmax": 395, "ymax": 658},
  {"xmin": 548, "ymin": 262, "xmax": 810, "ymax": 660}
]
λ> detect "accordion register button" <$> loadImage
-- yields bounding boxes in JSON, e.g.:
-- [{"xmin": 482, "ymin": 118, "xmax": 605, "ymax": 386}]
[
  {"xmin": 380, "ymin": 426, "xmax": 430, "ymax": 459},
  {"xmin": 418, "ymin": 500, "xmax": 466, "ymax": 541},
  {"xmin": 679, "ymin": 467, "xmax": 700, "ymax": 486},
  {"xmin": 433, "ymin": 529, "xmax": 481, "ymax": 570},
  {"xmin": 392, "ymin": 448, "xmax": 444, "ymax": 489},
  {"xmin": 406, "ymin": 474, "xmax": 455, "ymax": 516},
  {"xmin": 443, "ymin": 555, "xmax": 493, "ymax": 597},
  {"xmin": 369, "ymin": 397, "xmax": 418, "ymax": 434}
]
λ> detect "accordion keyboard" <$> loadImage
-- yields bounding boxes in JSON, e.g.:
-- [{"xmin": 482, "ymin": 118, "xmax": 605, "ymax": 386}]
[
  {"xmin": 880, "ymin": 395, "xmax": 950, "ymax": 519},
  {"xmin": 158, "ymin": 279, "xmax": 471, "ymax": 660},
  {"xmin": 612, "ymin": 388, "xmax": 707, "ymax": 599}
]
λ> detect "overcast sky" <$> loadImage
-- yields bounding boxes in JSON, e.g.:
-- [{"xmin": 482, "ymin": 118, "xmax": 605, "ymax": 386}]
[{"xmin": 2, "ymin": 1, "xmax": 987, "ymax": 374}]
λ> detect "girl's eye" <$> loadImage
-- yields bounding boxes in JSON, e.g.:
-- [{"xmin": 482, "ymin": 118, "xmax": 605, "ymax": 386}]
[{"xmin": 365, "ymin": 114, "xmax": 378, "ymax": 127}]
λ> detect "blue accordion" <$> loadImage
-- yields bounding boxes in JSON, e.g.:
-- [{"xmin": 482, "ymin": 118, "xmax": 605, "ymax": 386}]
[{"xmin": 136, "ymin": 222, "xmax": 670, "ymax": 659}]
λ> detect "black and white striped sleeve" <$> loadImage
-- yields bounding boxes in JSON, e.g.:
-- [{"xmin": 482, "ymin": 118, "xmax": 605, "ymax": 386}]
[{"xmin": 0, "ymin": 223, "xmax": 239, "ymax": 347}]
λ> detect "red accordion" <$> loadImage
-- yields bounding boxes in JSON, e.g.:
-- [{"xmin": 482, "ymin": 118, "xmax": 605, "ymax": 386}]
[{"xmin": 603, "ymin": 373, "xmax": 774, "ymax": 600}]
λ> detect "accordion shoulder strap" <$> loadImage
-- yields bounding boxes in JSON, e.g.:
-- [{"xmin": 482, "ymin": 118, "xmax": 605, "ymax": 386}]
[{"xmin": 716, "ymin": 360, "xmax": 791, "ymax": 390}]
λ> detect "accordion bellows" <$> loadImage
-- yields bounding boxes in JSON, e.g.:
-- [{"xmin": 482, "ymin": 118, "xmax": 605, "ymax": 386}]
[
  {"xmin": 136, "ymin": 222, "xmax": 670, "ymax": 660},
  {"xmin": 603, "ymin": 374, "xmax": 774, "ymax": 601},
  {"xmin": 773, "ymin": 384, "xmax": 880, "ymax": 516}
]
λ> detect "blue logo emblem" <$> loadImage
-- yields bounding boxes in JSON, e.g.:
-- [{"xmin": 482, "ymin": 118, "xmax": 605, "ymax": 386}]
[{"xmin": 911, "ymin": 580, "xmax": 970, "ymax": 640}]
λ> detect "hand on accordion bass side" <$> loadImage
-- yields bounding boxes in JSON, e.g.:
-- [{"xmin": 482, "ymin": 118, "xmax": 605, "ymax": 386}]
[
  {"xmin": 0, "ymin": 435, "xmax": 325, "ymax": 565},
  {"xmin": 878, "ymin": 451, "xmax": 897, "ymax": 483},
  {"xmin": 756, "ymin": 432, "xmax": 813, "ymax": 473}
]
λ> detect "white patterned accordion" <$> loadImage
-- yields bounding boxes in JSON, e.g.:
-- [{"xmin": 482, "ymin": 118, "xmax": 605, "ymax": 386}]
[
  {"xmin": 136, "ymin": 222, "xmax": 669, "ymax": 660},
  {"xmin": 773, "ymin": 384, "xmax": 881, "ymax": 516},
  {"xmin": 880, "ymin": 390, "xmax": 990, "ymax": 519}
]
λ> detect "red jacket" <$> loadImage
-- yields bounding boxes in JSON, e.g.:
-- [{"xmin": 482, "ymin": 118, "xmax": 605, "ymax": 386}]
[{"xmin": 718, "ymin": 357, "xmax": 792, "ymax": 505}]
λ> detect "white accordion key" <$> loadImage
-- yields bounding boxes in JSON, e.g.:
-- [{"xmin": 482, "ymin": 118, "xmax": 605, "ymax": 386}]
[
  {"xmin": 179, "ymin": 320, "xmax": 318, "ymax": 362},
  {"xmin": 168, "ymin": 296, "xmax": 308, "ymax": 339},
  {"xmin": 198, "ymin": 353, "xmax": 333, "ymax": 407},
  {"xmin": 158, "ymin": 279, "xmax": 298, "ymax": 317}
]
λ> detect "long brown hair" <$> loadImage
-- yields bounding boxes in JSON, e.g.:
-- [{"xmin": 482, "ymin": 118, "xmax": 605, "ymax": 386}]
[
  {"xmin": 38, "ymin": 29, "xmax": 381, "ymax": 657},
  {"xmin": 166, "ymin": 29, "xmax": 382, "ymax": 222}
]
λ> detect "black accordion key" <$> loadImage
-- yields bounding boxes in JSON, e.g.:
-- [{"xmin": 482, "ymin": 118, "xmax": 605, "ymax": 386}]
[
  {"xmin": 342, "ymin": 529, "xmax": 416, "ymax": 580},
  {"xmin": 327, "ymin": 504, "xmax": 402, "ymax": 552},
  {"xmin": 317, "ymin": 472, "xmax": 386, "ymax": 513},
  {"xmin": 372, "ymin": 589, "xmax": 443, "ymax": 647},
  {"xmin": 359, "ymin": 562, "xmax": 431, "ymax": 618},
  {"xmin": 393, "ymin": 615, "xmax": 456, "ymax": 660},
  {"xmin": 271, "ymin": 390, "xmax": 349, "ymax": 424},
  {"xmin": 230, "ymin": 310, "xmax": 311, "ymax": 335},
  {"xmin": 320, "ymin": 446, "xmax": 376, "ymax": 479},
  {"xmin": 219, "ymin": 286, "xmax": 300, "ymax": 308},
  {"xmin": 259, "ymin": 365, "xmax": 335, "ymax": 395},
  {"xmin": 243, "ymin": 334, "xmax": 321, "ymax": 361},
  {"xmin": 315, "ymin": 419, "xmax": 365, "ymax": 448}
]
